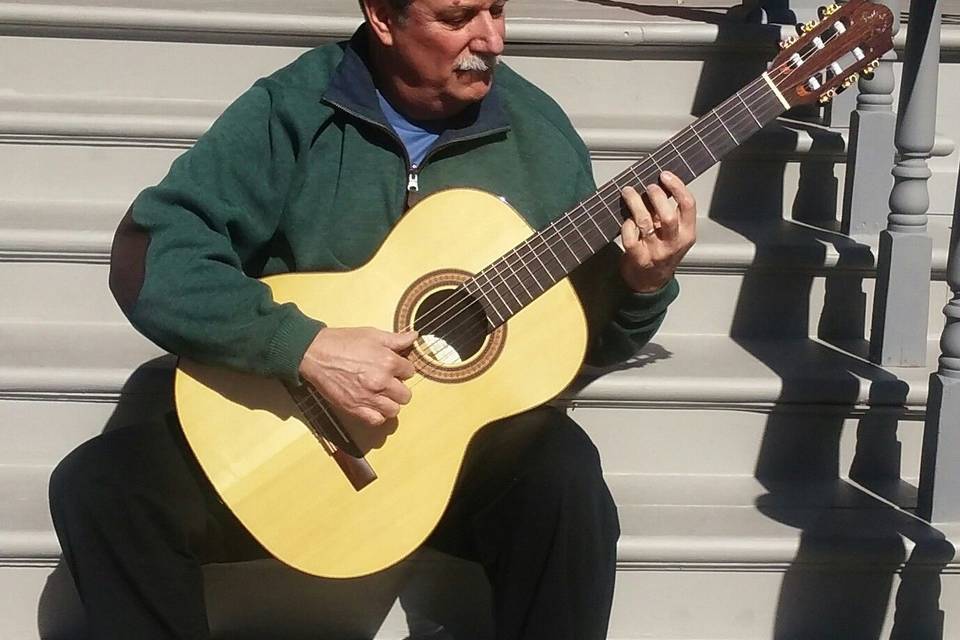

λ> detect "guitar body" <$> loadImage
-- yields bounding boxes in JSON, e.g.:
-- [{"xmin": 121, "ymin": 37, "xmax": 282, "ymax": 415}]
[{"xmin": 175, "ymin": 189, "xmax": 589, "ymax": 578}]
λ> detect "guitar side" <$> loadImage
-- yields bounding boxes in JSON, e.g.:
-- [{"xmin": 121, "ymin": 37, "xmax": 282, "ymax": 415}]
[{"xmin": 175, "ymin": 188, "xmax": 589, "ymax": 578}]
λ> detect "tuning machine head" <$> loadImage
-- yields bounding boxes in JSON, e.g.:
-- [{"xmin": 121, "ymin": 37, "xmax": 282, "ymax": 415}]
[
  {"xmin": 797, "ymin": 18, "xmax": 821, "ymax": 35},
  {"xmin": 841, "ymin": 73, "xmax": 859, "ymax": 89},
  {"xmin": 779, "ymin": 34, "xmax": 799, "ymax": 49},
  {"xmin": 818, "ymin": 88, "xmax": 837, "ymax": 104},
  {"xmin": 818, "ymin": 4, "xmax": 841, "ymax": 19},
  {"xmin": 861, "ymin": 59, "xmax": 881, "ymax": 80}
]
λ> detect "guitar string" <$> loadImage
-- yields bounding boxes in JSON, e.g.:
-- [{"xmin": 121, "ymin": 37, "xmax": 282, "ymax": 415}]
[
  {"xmin": 400, "ymin": 55, "xmax": 819, "ymax": 385},
  {"xmin": 401, "ymin": 43, "xmax": 819, "ymax": 351},
  {"xmin": 299, "ymin": 24, "xmax": 848, "ymax": 410},
  {"xmin": 405, "ymin": 71, "xmax": 783, "ymax": 359},
  {"xmin": 397, "ymin": 54, "xmax": 804, "ymax": 380},
  {"xmin": 401, "ymin": 22, "xmax": 860, "ymax": 371},
  {"xmin": 401, "ymin": 27, "xmax": 859, "ymax": 385}
]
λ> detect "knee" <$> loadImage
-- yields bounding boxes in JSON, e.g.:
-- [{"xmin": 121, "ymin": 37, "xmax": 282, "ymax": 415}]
[
  {"xmin": 523, "ymin": 412, "xmax": 618, "ymax": 523},
  {"xmin": 49, "ymin": 435, "xmax": 122, "ymax": 525}
]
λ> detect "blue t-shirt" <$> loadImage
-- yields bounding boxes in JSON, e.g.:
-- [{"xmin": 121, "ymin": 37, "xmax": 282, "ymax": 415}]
[{"xmin": 377, "ymin": 91, "xmax": 444, "ymax": 167}]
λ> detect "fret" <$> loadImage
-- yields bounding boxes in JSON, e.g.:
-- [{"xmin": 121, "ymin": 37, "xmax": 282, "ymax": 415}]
[
  {"xmin": 484, "ymin": 268, "xmax": 515, "ymax": 317},
  {"xmin": 691, "ymin": 124, "xmax": 717, "ymax": 162},
  {"xmin": 713, "ymin": 109, "xmax": 738, "ymax": 144},
  {"xmin": 654, "ymin": 146, "xmax": 694, "ymax": 184},
  {"xmin": 465, "ymin": 276, "xmax": 506, "ymax": 326},
  {"xmin": 668, "ymin": 139, "xmax": 696, "ymax": 176},
  {"xmin": 736, "ymin": 92, "xmax": 762, "ymax": 127},
  {"xmin": 550, "ymin": 220, "xmax": 581, "ymax": 266},
  {"xmin": 582, "ymin": 201, "xmax": 608, "ymax": 239},
  {"xmin": 494, "ymin": 259, "xmax": 527, "ymax": 308},
  {"xmin": 599, "ymin": 196, "xmax": 622, "ymax": 230},
  {"xmin": 515, "ymin": 241, "xmax": 547, "ymax": 294},
  {"xmin": 527, "ymin": 239, "xmax": 559, "ymax": 284},
  {"xmin": 539, "ymin": 229, "xmax": 573, "ymax": 274},
  {"xmin": 507, "ymin": 252, "xmax": 535, "ymax": 301},
  {"xmin": 648, "ymin": 154, "xmax": 664, "ymax": 174},
  {"xmin": 569, "ymin": 213, "xmax": 594, "ymax": 256}
]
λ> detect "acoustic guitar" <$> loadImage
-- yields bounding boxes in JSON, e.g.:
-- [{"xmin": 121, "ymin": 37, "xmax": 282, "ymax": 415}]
[{"xmin": 175, "ymin": 0, "xmax": 894, "ymax": 578}]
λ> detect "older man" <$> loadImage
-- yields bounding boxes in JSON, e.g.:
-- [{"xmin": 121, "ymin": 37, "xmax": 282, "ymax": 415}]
[{"xmin": 50, "ymin": 0, "xmax": 696, "ymax": 638}]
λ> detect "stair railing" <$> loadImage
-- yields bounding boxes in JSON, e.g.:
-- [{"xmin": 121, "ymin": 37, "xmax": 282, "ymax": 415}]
[{"xmin": 869, "ymin": 0, "xmax": 940, "ymax": 368}]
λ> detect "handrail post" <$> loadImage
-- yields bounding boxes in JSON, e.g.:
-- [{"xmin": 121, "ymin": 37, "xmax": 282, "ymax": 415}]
[
  {"xmin": 869, "ymin": 0, "xmax": 939, "ymax": 367},
  {"xmin": 920, "ymin": 190, "xmax": 960, "ymax": 524},
  {"xmin": 841, "ymin": 0, "xmax": 900, "ymax": 236}
]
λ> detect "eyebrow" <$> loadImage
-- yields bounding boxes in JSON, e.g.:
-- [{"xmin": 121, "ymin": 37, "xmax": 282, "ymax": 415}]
[{"xmin": 438, "ymin": 0, "xmax": 508, "ymax": 13}]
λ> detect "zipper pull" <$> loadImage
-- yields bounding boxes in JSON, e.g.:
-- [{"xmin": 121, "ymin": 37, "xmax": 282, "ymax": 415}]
[{"xmin": 407, "ymin": 165, "xmax": 420, "ymax": 193}]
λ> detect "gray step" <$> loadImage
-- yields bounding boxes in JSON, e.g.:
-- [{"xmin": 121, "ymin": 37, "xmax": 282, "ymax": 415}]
[
  {"xmin": 4, "ymin": 462, "xmax": 959, "ymax": 640},
  {"xmin": 0, "ymin": 216, "xmax": 953, "ymax": 345}
]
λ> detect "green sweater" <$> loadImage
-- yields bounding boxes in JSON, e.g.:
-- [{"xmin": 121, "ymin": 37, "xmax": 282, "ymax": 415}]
[{"xmin": 112, "ymin": 27, "xmax": 679, "ymax": 385}]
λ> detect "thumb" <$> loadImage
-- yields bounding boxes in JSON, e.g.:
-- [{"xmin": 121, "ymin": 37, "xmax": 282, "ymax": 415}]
[{"xmin": 384, "ymin": 329, "xmax": 419, "ymax": 351}]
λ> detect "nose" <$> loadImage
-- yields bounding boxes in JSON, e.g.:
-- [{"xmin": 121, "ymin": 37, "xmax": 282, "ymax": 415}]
[{"xmin": 471, "ymin": 11, "xmax": 505, "ymax": 56}]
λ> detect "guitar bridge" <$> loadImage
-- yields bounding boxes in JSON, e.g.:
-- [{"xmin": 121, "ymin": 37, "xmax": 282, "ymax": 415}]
[{"xmin": 286, "ymin": 383, "xmax": 377, "ymax": 491}]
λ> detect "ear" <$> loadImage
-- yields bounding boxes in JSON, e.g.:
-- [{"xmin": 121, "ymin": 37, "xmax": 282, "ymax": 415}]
[{"xmin": 361, "ymin": 0, "xmax": 400, "ymax": 47}]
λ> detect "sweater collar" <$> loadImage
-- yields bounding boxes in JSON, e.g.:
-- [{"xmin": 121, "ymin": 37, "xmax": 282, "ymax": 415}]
[{"xmin": 322, "ymin": 25, "xmax": 510, "ymax": 146}]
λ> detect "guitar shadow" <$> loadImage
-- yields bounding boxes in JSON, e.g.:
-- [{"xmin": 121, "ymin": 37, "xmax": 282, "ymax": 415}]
[{"xmin": 37, "ymin": 357, "xmax": 493, "ymax": 640}]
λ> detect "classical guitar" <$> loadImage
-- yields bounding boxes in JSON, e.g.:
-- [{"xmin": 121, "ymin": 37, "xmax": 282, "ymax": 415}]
[{"xmin": 175, "ymin": 0, "xmax": 894, "ymax": 578}]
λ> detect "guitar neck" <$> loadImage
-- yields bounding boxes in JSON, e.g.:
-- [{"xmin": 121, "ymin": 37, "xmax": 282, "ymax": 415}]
[{"xmin": 464, "ymin": 72, "xmax": 789, "ymax": 328}]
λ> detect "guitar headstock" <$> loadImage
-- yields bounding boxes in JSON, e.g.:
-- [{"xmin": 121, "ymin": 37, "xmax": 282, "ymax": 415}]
[{"xmin": 770, "ymin": 0, "xmax": 895, "ymax": 106}]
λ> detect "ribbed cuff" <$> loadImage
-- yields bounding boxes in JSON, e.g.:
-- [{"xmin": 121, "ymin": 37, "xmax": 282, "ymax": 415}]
[
  {"xmin": 616, "ymin": 277, "xmax": 680, "ymax": 325},
  {"xmin": 265, "ymin": 307, "xmax": 326, "ymax": 385}
]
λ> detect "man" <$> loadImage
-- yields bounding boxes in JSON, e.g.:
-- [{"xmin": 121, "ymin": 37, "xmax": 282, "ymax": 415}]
[{"xmin": 49, "ymin": 0, "xmax": 696, "ymax": 638}]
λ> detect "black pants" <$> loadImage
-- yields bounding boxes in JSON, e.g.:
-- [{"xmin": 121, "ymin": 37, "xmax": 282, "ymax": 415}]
[{"xmin": 49, "ymin": 406, "xmax": 619, "ymax": 640}]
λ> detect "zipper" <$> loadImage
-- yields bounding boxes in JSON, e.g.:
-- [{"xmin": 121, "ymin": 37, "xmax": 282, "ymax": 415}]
[
  {"xmin": 324, "ymin": 98, "xmax": 509, "ymax": 202},
  {"xmin": 407, "ymin": 165, "xmax": 420, "ymax": 193}
]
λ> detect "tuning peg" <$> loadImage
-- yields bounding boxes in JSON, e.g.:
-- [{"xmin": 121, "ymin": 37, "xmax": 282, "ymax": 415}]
[
  {"xmin": 818, "ymin": 3, "xmax": 840, "ymax": 18},
  {"xmin": 861, "ymin": 59, "xmax": 880, "ymax": 80},
  {"xmin": 817, "ymin": 5, "xmax": 838, "ymax": 19},
  {"xmin": 800, "ymin": 19, "xmax": 820, "ymax": 33},
  {"xmin": 818, "ymin": 88, "xmax": 837, "ymax": 104},
  {"xmin": 781, "ymin": 34, "xmax": 799, "ymax": 49},
  {"xmin": 841, "ymin": 73, "xmax": 859, "ymax": 88}
]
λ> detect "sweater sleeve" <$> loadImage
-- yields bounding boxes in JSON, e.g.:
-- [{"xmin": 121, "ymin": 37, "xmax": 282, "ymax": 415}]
[
  {"xmin": 109, "ymin": 82, "xmax": 324, "ymax": 385},
  {"xmin": 565, "ymin": 142, "xmax": 680, "ymax": 367}
]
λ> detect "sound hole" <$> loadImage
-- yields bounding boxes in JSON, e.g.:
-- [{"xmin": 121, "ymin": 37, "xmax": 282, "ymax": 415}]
[{"xmin": 413, "ymin": 287, "xmax": 489, "ymax": 366}]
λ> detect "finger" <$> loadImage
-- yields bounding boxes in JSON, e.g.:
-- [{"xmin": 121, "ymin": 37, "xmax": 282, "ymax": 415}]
[
  {"xmin": 382, "ymin": 329, "xmax": 419, "ymax": 352},
  {"xmin": 621, "ymin": 187, "xmax": 655, "ymax": 238},
  {"xmin": 382, "ymin": 377, "xmax": 412, "ymax": 405},
  {"xmin": 369, "ymin": 394, "xmax": 401, "ymax": 420},
  {"xmin": 661, "ymin": 171, "xmax": 697, "ymax": 231},
  {"xmin": 647, "ymin": 182, "xmax": 678, "ymax": 242},
  {"xmin": 389, "ymin": 352, "xmax": 416, "ymax": 379},
  {"xmin": 354, "ymin": 406, "xmax": 386, "ymax": 427},
  {"xmin": 621, "ymin": 217, "xmax": 640, "ymax": 251}
]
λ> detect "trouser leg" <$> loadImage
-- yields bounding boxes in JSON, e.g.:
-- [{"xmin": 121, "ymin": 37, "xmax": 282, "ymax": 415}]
[
  {"xmin": 429, "ymin": 406, "xmax": 620, "ymax": 640},
  {"xmin": 48, "ymin": 414, "xmax": 265, "ymax": 640}
]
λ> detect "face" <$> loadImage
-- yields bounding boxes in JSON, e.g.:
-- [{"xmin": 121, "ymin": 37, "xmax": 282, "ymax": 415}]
[{"xmin": 372, "ymin": 0, "xmax": 507, "ymax": 118}]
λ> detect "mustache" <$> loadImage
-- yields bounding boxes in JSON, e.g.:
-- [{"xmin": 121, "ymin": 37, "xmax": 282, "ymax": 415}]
[{"xmin": 454, "ymin": 53, "xmax": 501, "ymax": 72}]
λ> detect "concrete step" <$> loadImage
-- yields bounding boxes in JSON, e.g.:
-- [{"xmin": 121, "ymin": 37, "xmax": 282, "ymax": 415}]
[
  {"xmin": 4, "ymin": 462, "xmax": 958, "ymax": 639},
  {"xmin": 0, "ymin": 216, "xmax": 953, "ymax": 347}
]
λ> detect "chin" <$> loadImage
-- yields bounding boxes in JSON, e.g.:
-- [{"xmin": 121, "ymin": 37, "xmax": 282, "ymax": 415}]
[{"xmin": 453, "ymin": 77, "xmax": 493, "ymax": 102}]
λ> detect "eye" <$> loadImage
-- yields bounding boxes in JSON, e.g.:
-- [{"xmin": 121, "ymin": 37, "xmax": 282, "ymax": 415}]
[{"xmin": 443, "ymin": 11, "xmax": 473, "ymax": 28}]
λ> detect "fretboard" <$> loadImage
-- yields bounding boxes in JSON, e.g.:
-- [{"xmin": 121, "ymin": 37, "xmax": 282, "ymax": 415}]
[{"xmin": 464, "ymin": 73, "xmax": 788, "ymax": 328}]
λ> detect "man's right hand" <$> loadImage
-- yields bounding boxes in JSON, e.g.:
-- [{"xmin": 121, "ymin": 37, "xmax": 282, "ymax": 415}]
[{"xmin": 298, "ymin": 327, "xmax": 418, "ymax": 427}]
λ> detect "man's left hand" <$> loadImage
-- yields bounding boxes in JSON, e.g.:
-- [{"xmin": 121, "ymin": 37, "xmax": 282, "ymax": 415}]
[{"xmin": 619, "ymin": 171, "xmax": 697, "ymax": 293}]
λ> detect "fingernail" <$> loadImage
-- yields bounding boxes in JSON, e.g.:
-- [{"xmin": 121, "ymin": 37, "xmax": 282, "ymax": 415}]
[{"xmin": 662, "ymin": 171, "xmax": 675, "ymax": 180}]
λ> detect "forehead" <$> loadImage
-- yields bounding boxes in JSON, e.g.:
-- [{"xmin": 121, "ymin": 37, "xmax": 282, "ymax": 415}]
[{"xmin": 412, "ymin": 0, "xmax": 505, "ymax": 11}]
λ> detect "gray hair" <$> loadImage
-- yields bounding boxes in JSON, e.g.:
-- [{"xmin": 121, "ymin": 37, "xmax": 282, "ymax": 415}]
[{"xmin": 359, "ymin": 0, "xmax": 412, "ymax": 17}]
